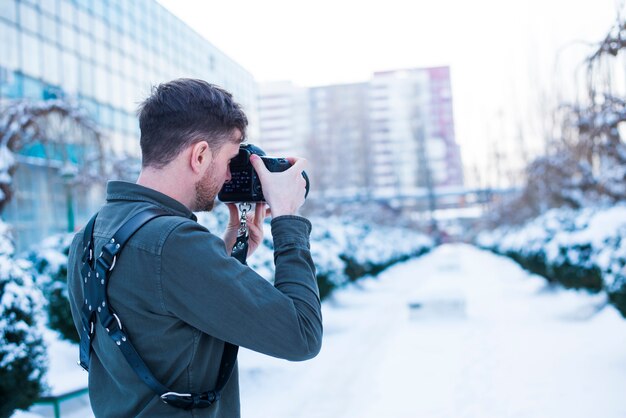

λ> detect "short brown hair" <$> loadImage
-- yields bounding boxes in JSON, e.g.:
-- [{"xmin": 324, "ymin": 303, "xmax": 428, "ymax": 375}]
[{"xmin": 137, "ymin": 79, "xmax": 248, "ymax": 168}]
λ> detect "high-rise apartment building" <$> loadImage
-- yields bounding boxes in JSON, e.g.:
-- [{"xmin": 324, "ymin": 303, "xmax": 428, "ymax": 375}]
[
  {"xmin": 370, "ymin": 67, "xmax": 463, "ymax": 196},
  {"xmin": 307, "ymin": 83, "xmax": 372, "ymax": 198},
  {"xmin": 258, "ymin": 66, "xmax": 463, "ymax": 202},
  {"xmin": 257, "ymin": 81, "xmax": 308, "ymax": 158},
  {"xmin": 0, "ymin": 0, "xmax": 257, "ymax": 250}
]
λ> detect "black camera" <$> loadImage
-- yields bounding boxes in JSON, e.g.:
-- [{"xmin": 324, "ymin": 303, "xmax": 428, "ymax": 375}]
[{"xmin": 218, "ymin": 144, "xmax": 310, "ymax": 203}]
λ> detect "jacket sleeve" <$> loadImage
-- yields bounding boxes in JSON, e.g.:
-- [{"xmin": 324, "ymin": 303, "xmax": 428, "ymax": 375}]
[{"xmin": 160, "ymin": 215, "xmax": 323, "ymax": 361}]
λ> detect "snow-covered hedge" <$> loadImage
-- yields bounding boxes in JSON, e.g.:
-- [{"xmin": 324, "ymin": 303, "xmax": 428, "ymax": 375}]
[
  {"xmin": 476, "ymin": 205, "xmax": 626, "ymax": 317},
  {"xmin": 27, "ymin": 234, "xmax": 76, "ymax": 342},
  {"xmin": 0, "ymin": 221, "xmax": 47, "ymax": 417},
  {"xmin": 197, "ymin": 207, "xmax": 434, "ymax": 299}
]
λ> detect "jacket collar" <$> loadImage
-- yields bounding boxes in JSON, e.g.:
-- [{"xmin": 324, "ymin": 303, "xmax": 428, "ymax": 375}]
[{"xmin": 106, "ymin": 181, "xmax": 197, "ymax": 221}]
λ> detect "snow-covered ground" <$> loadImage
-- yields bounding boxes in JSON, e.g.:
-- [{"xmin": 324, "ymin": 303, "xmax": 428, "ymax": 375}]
[{"xmin": 16, "ymin": 244, "xmax": 626, "ymax": 418}]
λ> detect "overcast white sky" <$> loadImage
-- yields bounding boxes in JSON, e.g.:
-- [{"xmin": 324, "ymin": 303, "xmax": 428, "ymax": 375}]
[{"xmin": 157, "ymin": 0, "xmax": 621, "ymax": 187}]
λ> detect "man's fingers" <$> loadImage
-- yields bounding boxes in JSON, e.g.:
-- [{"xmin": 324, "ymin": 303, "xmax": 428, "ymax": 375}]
[
  {"xmin": 226, "ymin": 203, "xmax": 239, "ymax": 223},
  {"xmin": 286, "ymin": 157, "xmax": 308, "ymax": 172},
  {"xmin": 254, "ymin": 203, "xmax": 266, "ymax": 227},
  {"xmin": 250, "ymin": 155, "xmax": 269, "ymax": 179}
]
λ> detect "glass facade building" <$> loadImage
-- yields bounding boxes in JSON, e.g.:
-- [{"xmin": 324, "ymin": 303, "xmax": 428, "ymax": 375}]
[{"xmin": 0, "ymin": 0, "xmax": 258, "ymax": 250}]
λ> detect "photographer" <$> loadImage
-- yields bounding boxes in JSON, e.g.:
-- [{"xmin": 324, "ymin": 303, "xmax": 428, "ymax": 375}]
[{"xmin": 67, "ymin": 78, "xmax": 322, "ymax": 417}]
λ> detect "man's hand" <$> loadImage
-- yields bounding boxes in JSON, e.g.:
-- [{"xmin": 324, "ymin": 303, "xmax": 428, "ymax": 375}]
[
  {"xmin": 250, "ymin": 155, "xmax": 308, "ymax": 218},
  {"xmin": 223, "ymin": 202, "xmax": 269, "ymax": 257}
]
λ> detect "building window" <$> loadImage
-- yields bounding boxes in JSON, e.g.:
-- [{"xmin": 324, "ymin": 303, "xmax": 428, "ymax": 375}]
[
  {"xmin": 0, "ymin": 21, "xmax": 18, "ymax": 70},
  {"xmin": 42, "ymin": 40, "xmax": 61, "ymax": 86},
  {"xmin": 93, "ymin": 64, "xmax": 109, "ymax": 103},
  {"xmin": 75, "ymin": 0, "xmax": 93, "ymax": 13},
  {"xmin": 60, "ymin": 22, "xmax": 77, "ymax": 52},
  {"xmin": 21, "ymin": 73, "xmax": 43, "ymax": 99},
  {"xmin": 20, "ymin": 31, "xmax": 41, "ymax": 78},
  {"xmin": 0, "ymin": 0, "xmax": 17, "ymax": 23},
  {"xmin": 60, "ymin": 49, "xmax": 78, "ymax": 93},
  {"xmin": 18, "ymin": 2, "xmax": 39, "ymax": 33},
  {"xmin": 40, "ymin": 0, "xmax": 58, "ymax": 17},
  {"xmin": 59, "ymin": 0, "xmax": 75, "ymax": 25},
  {"xmin": 41, "ymin": 13, "xmax": 58, "ymax": 44},
  {"xmin": 93, "ymin": 18, "xmax": 106, "ymax": 42},
  {"xmin": 79, "ymin": 60, "xmax": 94, "ymax": 97},
  {"xmin": 93, "ymin": 39, "xmax": 108, "ymax": 67},
  {"xmin": 77, "ymin": 31, "xmax": 92, "ymax": 61}
]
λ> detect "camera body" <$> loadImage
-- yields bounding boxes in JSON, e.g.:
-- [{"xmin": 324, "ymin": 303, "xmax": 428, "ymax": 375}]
[{"xmin": 218, "ymin": 144, "xmax": 310, "ymax": 203}]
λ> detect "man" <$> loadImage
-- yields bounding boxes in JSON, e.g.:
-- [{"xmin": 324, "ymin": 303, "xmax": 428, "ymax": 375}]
[{"xmin": 67, "ymin": 79, "xmax": 323, "ymax": 417}]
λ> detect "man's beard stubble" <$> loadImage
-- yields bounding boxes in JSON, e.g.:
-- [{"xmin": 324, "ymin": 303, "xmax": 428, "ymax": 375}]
[{"xmin": 193, "ymin": 162, "xmax": 221, "ymax": 212}]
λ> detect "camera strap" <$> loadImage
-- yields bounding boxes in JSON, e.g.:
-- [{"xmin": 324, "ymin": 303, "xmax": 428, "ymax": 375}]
[
  {"xmin": 78, "ymin": 207, "xmax": 241, "ymax": 410},
  {"xmin": 230, "ymin": 203, "xmax": 252, "ymax": 265}
]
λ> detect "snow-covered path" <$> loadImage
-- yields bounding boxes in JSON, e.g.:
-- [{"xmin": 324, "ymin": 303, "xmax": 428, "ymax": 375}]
[
  {"xmin": 17, "ymin": 244, "xmax": 626, "ymax": 418},
  {"xmin": 239, "ymin": 244, "xmax": 626, "ymax": 418}
]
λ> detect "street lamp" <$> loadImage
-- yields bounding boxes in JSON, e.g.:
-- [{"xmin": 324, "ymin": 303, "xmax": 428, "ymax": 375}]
[{"xmin": 60, "ymin": 162, "xmax": 78, "ymax": 232}]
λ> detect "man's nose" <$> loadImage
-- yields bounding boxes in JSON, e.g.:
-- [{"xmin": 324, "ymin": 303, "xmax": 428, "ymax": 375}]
[{"xmin": 225, "ymin": 166, "xmax": 232, "ymax": 182}]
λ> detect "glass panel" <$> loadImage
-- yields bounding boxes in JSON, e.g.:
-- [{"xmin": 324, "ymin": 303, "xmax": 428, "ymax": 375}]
[
  {"xmin": 112, "ymin": 107, "xmax": 122, "ymax": 131},
  {"xmin": 4, "ymin": 163, "xmax": 74, "ymax": 251},
  {"xmin": 0, "ymin": 0, "xmax": 17, "ymax": 22},
  {"xmin": 19, "ymin": 2, "xmax": 39, "ymax": 33},
  {"xmin": 93, "ymin": 0, "xmax": 105, "ymax": 20},
  {"xmin": 109, "ymin": 5, "xmax": 122, "ymax": 32},
  {"xmin": 21, "ymin": 31, "xmax": 41, "ymax": 78},
  {"xmin": 93, "ymin": 64, "xmax": 108, "ymax": 102},
  {"xmin": 75, "ymin": 0, "xmax": 92, "ymax": 13},
  {"xmin": 40, "ymin": 0, "xmax": 58, "ymax": 17},
  {"xmin": 78, "ymin": 96, "xmax": 97, "ymax": 119},
  {"xmin": 0, "ymin": 21, "xmax": 19, "ymax": 70},
  {"xmin": 59, "ymin": 0, "xmax": 75, "ymax": 25},
  {"xmin": 125, "ymin": 111, "xmax": 136, "ymax": 134},
  {"xmin": 60, "ymin": 49, "xmax": 78, "ymax": 94},
  {"xmin": 42, "ymin": 40, "xmax": 61, "ymax": 85},
  {"xmin": 121, "ymin": 52, "xmax": 134, "ymax": 76},
  {"xmin": 41, "ymin": 13, "xmax": 58, "ymax": 44},
  {"xmin": 77, "ymin": 31, "xmax": 91, "ymax": 61},
  {"xmin": 99, "ymin": 104, "xmax": 113, "ymax": 129},
  {"xmin": 93, "ymin": 17, "xmax": 105, "ymax": 42},
  {"xmin": 22, "ymin": 74, "xmax": 43, "ymax": 99},
  {"xmin": 108, "ymin": 72, "xmax": 121, "ymax": 107},
  {"xmin": 93, "ymin": 39, "xmax": 107, "ymax": 67},
  {"xmin": 79, "ymin": 59, "xmax": 94, "ymax": 97},
  {"xmin": 108, "ymin": 47, "xmax": 121, "ymax": 74},
  {"xmin": 60, "ymin": 22, "xmax": 76, "ymax": 52},
  {"xmin": 76, "ymin": 8, "xmax": 90, "ymax": 33}
]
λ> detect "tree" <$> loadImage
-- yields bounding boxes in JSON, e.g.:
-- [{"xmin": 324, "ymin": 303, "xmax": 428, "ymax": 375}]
[
  {"xmin": 0, "ymin": 99, "xmax": 105, "ymax": 211},
  {"xmin": 0, "ymin": 220, "xmax": 47, "ymax": 418},
  {"xmin": 486, "ymin": 12, "xmax": 626, "ymax": 226}
]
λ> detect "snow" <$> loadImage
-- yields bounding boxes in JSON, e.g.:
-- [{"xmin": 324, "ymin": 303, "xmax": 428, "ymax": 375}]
[
  {"xmin": 196, "ymin": 206, "xmax": 433, "ymax": 289},
  {"xmin": 238, "ymin": 244, "xmax": 626, "ymax": 418},
  {"xmin": 565, "ymin": 205, "xmax": 626, "ymax": 247},
  {"xmin": 39, "ymin": 328, "xmax": 88, "ymax": 395},
  {"xmin": 13, "ymin": 244, "xmax": 626, "ymax": 418},
  {"xmin": 476, "ymin": 205, "xmax": 626, "ymax": 296}
]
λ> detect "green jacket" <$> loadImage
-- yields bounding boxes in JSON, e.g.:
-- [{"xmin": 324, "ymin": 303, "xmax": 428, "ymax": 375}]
[{"xmin": 67, "ymin": 181, "xmax": 323, "ymax": 417}]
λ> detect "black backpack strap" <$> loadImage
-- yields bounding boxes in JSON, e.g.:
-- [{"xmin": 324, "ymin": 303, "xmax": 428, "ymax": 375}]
[
  {"xmin": 78, "ymin": 212, "xmax": 99, "ymax": 371},
  {"xmin": 79, "ymin": 208, "xmax": 170, "ymax": 373},
  {"xmin": 78, "ymin": 207, "xmax": 241, "ymax": 410},
  {"xmin": 160, "ymin": 343, "xmax": 239, "ymax": 409}
]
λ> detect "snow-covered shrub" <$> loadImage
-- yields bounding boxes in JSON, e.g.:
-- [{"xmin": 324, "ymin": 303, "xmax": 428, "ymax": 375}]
[
  {"xmin": 197, "ymin": 205, "xmax": 434, "ymax": 300},
  {"xmin": 0, "ymin": 221, "xmax": 47, "ymax": 417},
  {"xmin": 28, "ymin": 233, "xmax": 76, "ymax": 342},
  {"xmin": 309, "ymin": 220, "xmax": 351, "ymax": 299},
  {"xmin": 477, "ymin": 205, "xmax": 626, "ymax": 316}
]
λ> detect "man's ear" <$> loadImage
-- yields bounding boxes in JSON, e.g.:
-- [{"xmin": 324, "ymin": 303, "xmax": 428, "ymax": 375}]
[{"xmin": 189, "ymin": 141, "xmax": 212, "ymax": 174}]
